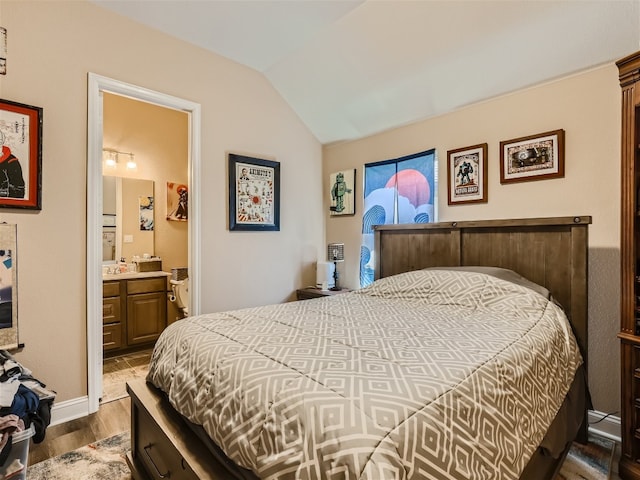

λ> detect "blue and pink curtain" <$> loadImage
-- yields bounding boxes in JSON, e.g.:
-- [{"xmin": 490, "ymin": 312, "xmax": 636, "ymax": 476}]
[{"xmin": 360, "ymin": 150, "xmax": 436, "ymax": 287}]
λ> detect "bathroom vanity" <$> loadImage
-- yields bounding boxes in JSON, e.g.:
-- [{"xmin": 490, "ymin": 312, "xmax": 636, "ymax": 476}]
[{"xmin": 102, "ymin": 271, "xmax": 170, "ymax": 355}]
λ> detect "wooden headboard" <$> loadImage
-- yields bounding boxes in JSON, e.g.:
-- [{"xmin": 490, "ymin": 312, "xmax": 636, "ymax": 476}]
[{"xmin": 373, "ymin": 216, "xmax": 591, "ymax": 364}]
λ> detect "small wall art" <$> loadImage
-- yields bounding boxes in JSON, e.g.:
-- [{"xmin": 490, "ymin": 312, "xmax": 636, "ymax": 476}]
[
  {"xmin": 228, "ymin": 153, "xmax": 280, "ymax": 231},
  {"xmin": 139, "ymin": 196, "xmax": 154, "ymax": 231},
  {"xmin": 0, "ymin": 27, "xmax": 6, "ymax": 75},
  {"xmin": 447, "ymin": 143, "xmax": 487, "ymax": 205},
  {"xmin": 329, "ymin": 169, "xmax": 356, "ymax": 216},
  {"xmin": 166, "ymin": 182, "xmax": 188, "ymax": 221},
  {"xmin": 500, "ymin": 129, "xmax": 565, "ymax": 184},
  {"xmin": 0, "ymin": 99, "xmax": 42, "ymax": 209},
  {"xmin": 0, "ymin": 223, "xmax": 18, "ymax": 350}
]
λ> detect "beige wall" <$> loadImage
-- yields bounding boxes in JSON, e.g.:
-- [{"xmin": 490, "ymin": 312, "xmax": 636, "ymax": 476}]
[
  {"xmin": 324, "ymin": 65, "xmax": 622, "ymax": 414},
  {"xmin": 0, "ymin": 1, "xmax": 323, "ymax": 404},
  {"xmin": 0, "ymin": 0, "xmax": 624, "ymax": 417}
]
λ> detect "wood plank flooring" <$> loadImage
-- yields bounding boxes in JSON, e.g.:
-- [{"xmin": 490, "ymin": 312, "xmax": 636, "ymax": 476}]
[
  {"xmin": 28, "ymin": 396, "xmax": 130, "ymax": 465},
  {"xmin": 28, "ymin": 350, "xmax": 150, "ymax": 466}
]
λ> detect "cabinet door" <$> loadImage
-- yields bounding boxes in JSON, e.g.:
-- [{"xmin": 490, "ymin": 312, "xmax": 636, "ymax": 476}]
[{"xmin": 127, "ymin": 292, "xmax": 167, "ymax": 346}]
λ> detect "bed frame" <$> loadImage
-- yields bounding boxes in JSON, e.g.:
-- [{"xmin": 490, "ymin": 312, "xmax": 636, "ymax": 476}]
[
  {"xmin": 374, "ymin": 215, "xmax": 591, "ymax": 479},
  {"xmin": 127, "ymin": 215, "xmax": 591, "ymax": 480},
  {"xmin": 374, "ymin": 215, "xmax": 590, "ymax": 366}
]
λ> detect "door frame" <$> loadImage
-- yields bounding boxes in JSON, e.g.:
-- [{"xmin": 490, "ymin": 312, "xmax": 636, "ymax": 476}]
[{"xmin": 87, "ymin": 73, "xmax": 202, "ymax": 413}]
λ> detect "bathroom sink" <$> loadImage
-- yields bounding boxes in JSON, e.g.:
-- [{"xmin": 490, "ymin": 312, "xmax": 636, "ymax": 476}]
[{"xmin": 102, "ymin": 271, "xmax": 171, "ymax": 281}]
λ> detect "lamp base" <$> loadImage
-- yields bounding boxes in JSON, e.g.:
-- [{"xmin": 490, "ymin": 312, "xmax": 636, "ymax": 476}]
[{"xmin": 329, "ymin": 260, "xmax": 340, "ymax": 291}]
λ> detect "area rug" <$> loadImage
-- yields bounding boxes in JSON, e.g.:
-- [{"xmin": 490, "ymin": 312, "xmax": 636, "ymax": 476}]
[
  {"xmin": 557, "ymin": 433, "xmax": 616, "ymax": 480},
  {"xmin": 26, "ymin": 431, "xmax": 131, "ymax": 480},
  {"xmin": 25, "ymin": 429, "xmax": 615, "ymax": 480}
]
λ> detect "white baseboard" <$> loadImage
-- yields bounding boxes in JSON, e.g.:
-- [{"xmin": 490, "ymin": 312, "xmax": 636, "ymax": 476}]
[
  {"xmin": 588, "ymin": 409, "xmax": 621, "ymax": 442},
  {"xmin": 49, "ymin": 396, "xmax": 90, "ymax": 427}
]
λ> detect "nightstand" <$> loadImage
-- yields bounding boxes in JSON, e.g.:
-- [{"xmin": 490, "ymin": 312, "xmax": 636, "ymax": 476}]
[{"xmin": 296, "ymin": 287, "xmax": 350, "ymax": 300}]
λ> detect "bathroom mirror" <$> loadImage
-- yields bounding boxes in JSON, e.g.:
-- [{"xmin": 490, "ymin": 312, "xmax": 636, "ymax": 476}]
[{"xmin": 102, "ymin": 176, "xmax": 154, "ymax": 263}]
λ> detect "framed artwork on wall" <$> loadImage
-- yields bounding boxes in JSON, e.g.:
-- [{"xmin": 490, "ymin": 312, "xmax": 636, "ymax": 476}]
[
  {"xmin": 166, "ymin": 182, "xmax": 188, "ymax": 221},
  {"xmin": 329, "ymin": 169, "xmax": 356, "ymax": 216},
  {"xmin": 0, "ymin": 224, "xmax": 19, "ymax": 350},
  {"xmin": 0, "ymin": 27, "xmax": 6, "ymax": 75},
  {"xmin": 447, "ymin": 143, "xmax": 488, "ymax": 205},
  {"xmin": 228, "ymin": 153, "xmax": 280, "ymax": 231},
  {"xmin": 0, "ymin": 99, "xmax": 43, "ymax": 210},
  {"xmin": 500, "ymin": 129, "xmax": 565, "ymax": 184},
  {"xmin": 139, "ymin": 196, "xmax": 154, "ymax": 231}
]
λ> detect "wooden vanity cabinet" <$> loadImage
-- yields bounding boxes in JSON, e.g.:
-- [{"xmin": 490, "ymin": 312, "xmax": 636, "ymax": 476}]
[
  {"xmin": 103, "ymin": 281, "xmax": 124, "ymax": 351},
  {"xmin": 102, "ymin": 275, "xmax": 168, "ymax": 355},
  {"xmin": 126, "ymin": 277, "xmax": 167, "ymax": 346}
]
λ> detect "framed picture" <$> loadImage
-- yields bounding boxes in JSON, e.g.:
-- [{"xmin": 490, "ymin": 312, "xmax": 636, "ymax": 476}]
[
  {"xmin": 0, "ymin": 224, "xmax": 19, "ymax": 350},
  {"xmin": 166, "ymin": 182, "xmax": 188, "ymax": 221},
  {"xmin": 228, "ymin": 153, "xmax": 280, "ymax": 231},
  {"xmin": 139, "ymin": 196, "xmax": 154, "ymax": 231},
  {"xmin": 500, "ymin": 129, "xmax": 565, "ymax": 184},
  {"xmin": 0, "ymin": 99, "xmax": 42, "ymax": 209},
  {"xmin": 447, "ymin": 143, "xmax": 488, "ymax": 205},
  {"xmin": 329, "ymin": 169, "xmax": 356, "ymax": 216},
  {"xmin": 0, "ymin": 27, "xmax": 6, "ymax": 75}
]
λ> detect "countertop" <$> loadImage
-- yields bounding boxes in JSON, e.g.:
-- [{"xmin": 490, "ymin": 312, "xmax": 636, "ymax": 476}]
[{"xmin": 102, "ymin": 271, "xmax": 171, "ymax": 281}]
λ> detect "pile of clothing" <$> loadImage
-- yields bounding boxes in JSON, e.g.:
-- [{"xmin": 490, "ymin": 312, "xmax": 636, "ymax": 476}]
[{"xmin": 0, "ymin": 350, "xmax": 55, "ymax": 479}]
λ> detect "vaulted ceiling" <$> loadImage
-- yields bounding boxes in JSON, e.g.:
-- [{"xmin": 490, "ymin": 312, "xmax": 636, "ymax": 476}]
[{"xmin": 92, "ymin": 0, "xmax": 640, "ymax": 145}]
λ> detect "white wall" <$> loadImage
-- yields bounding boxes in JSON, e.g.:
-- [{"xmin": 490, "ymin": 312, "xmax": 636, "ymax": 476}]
[
  {"xmin": 323, "ymin": 64, "xmax": 622, "ymax": 414},
  {"xmin": 0, "ymin": 1, "xmax": 323, "ymax": 403}
]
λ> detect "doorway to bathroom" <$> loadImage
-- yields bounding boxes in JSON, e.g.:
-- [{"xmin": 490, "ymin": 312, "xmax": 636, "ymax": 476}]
[{"xmin": 87, "ymin": 73, "xmax": 202, "ymax": 414}]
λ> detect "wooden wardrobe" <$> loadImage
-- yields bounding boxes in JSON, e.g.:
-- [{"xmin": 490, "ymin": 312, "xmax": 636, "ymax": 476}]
[{"xmin": 619, "ymin": 50, "xmax": 640, "ymax": 479}]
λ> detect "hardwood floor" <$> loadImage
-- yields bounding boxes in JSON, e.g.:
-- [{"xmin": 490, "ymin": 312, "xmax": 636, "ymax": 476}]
[
  {"xmin": 28, "ymin": 396, "xmax": 130, "ymax": 465},
  {"xmin": 29, "ymin": 350, "xmax": 151, "ymax": 466}
]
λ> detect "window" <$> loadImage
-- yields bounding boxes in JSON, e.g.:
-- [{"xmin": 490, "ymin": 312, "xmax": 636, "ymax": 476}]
[{"xmin": 360, "ymin": 149, "xmax": 437, "ymax": 287}]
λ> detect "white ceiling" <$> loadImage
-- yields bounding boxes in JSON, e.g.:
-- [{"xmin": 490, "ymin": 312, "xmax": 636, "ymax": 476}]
[{"xmin": 92, "ymin": 0, "xmax": 640, "ymax": 145}]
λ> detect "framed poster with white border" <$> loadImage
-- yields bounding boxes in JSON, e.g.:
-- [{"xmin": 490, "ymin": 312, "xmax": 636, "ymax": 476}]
[
  {"xmin": 228, "ymin": 153, "xmax": 280, "ymax": 231},
  {"xmin": 447, "ymin": 143, "xmax": 488, "ymax": 205},
  {"xmin": 500, "ymin": 129, "xmax": 565, "ymax": 184}
]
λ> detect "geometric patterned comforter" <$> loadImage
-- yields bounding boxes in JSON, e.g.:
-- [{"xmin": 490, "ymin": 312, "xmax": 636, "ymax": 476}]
[{"xmin": 147, "ymin": 269, "xmax": 583, "ymax": 480}]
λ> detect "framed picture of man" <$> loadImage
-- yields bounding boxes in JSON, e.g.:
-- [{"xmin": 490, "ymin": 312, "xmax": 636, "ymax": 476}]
[
  {"xmin": 0, "ymin": 99, "xmax": 42, "ymax": 210},
  {"xmin": 447, "ymin": 143, "xmax": 488, "ymax": 205}
]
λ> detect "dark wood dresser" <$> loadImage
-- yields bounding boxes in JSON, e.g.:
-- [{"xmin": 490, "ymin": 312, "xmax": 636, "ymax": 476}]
[{"xmin": 618, "ymin": 50, "xmax": 640, "ymax": 480}]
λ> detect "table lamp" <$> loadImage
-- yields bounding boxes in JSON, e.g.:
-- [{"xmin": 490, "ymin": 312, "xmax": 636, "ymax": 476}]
[{"xmin": 327, "ymin": 243, "xmax": 344, "ymax": 291}]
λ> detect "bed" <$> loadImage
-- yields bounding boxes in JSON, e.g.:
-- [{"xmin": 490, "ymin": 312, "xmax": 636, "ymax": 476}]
[{"xmin": 126, "ymin": 215, "xmax": 591, "ymax": 480}]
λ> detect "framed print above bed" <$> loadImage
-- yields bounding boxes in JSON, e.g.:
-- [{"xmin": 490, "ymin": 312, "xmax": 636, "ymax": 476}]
[
  {"xmin": 447, "ymin": 143, "xmax": 487, "ymax": 205},
  {"xmin": 0, "ymin": 99, "xmax": 43, "ymax": 210},
  {"xmin": 500, "ymin": 129, "xmax": 565, "ymax": 184},
  {"xmin": 228, "ymin": 153, "xmax": 280, "ymax": 231}
]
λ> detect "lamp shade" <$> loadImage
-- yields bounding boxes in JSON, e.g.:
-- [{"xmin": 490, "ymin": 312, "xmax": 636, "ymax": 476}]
[{"xmin": 327, "ymin": 243, "xmax": 344, "ymax": 262}]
